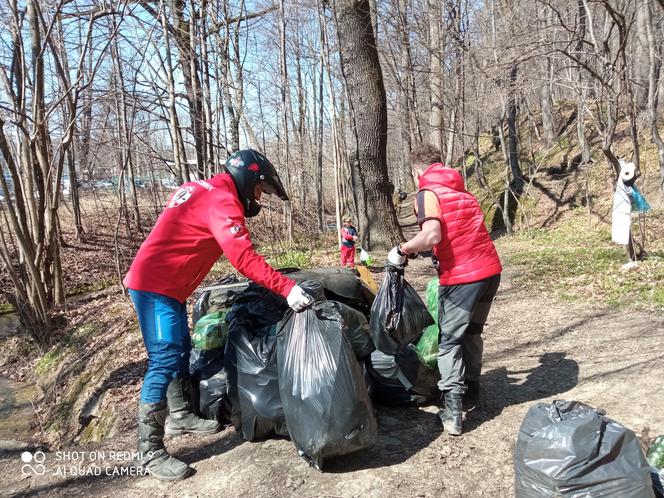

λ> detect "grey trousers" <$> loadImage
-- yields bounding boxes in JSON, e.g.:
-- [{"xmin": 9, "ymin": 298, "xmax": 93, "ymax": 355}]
[{"xmin": 437, "ymin": 273, "xmax": 501, "ymax": 395}]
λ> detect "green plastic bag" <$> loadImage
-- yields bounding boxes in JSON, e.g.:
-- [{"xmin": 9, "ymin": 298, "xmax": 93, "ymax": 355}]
[
  {"xmin": 192, "ymin": 311, "xmax": 229, "ymax": 350},
  {"xmin": 415, "ymin": 278, "xmax": 439, "ymax": 368},
  {"xmin": 648, "ymin": 435, "xmax": 664, "ymax": 468}
]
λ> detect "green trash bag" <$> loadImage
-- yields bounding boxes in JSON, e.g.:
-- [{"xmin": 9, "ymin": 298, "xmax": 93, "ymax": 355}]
[
  {"xmin": 648, "ymin": 435, "xmax": 664, "ymax": 468},
  {"xmin": 192, "ymin": 311, "xmax": 229, "ymax": 350},
  {"xmin": 415, "ymin": 278, "xmax": 439, "ymax": 368}
]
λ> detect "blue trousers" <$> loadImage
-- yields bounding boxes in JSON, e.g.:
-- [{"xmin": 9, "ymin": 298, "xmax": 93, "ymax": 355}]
[{"xmin": 128, "ymin": 289, "xmax": 191, "ymax": 403}]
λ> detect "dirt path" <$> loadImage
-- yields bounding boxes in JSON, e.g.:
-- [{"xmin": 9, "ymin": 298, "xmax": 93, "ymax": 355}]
[{"xmin": 2, "ymin": 258, "xmax": 663, "ymax": 498}]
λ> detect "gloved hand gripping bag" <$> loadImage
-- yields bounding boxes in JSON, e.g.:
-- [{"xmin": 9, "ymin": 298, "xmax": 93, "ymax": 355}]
[
  {"xmin": 277, "ymin": 281, "xmax": 377, "ymax": 470},
  {"xmin": 369, "ymin": 265, "xmax": 434, "ymax": 355}
]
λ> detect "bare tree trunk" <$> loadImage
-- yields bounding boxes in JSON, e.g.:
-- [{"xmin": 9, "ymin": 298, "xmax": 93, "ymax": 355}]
[
  {"xmin": 294, "ymin": 19, "xmax": 307, "ymax": 208},
  {"xmin": 110, "ymin": 16, "xmax": 141, "ymax": 233},
  {"xmin": 575, "ymin": 0, "xmax": 593, "ymax": 165},
  {"xmin": 428, "ymin": 0, "xmax": 444, "ymax": 152},
  {"xmin": 540, "ymin": 59, "xmax": 556, "ymax": 147},
  {"xmin": 160, "ymin": 1, "xmax": 189, "ymax": 183},
  {"xmin": 199, "ymin": 0, "xmax": 215, "ymax": 176},
  {"xmin": 316, "ymin": 18, "xmax": 326, "ymax": 232},
  {"xmin": 507, "ymin": 65, "xmax": 524, "ymax": 195},
  {"xmin": 279, "ymin": 0, "xmax": 293, "ymax": 244},
  {"xmin": 332, "ymin": 0, "xmax": 403, "ymax": 250},
  {"xmin": 319, "ymin": 2, "xmax": 343, "ymax": 246},
  {"xmin": 644, "ymin": 0, "xmax": 664, "ymax": 192},
  {"xmin": 397, "ymin": 0, "xmax": 415, "ymax": 191},
  {"xmin": 170, "ymin": 0, "xmax": 206, "ymax": 178}
]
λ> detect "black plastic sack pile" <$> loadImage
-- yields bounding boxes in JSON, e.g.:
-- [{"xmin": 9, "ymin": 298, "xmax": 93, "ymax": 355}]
[
  {"xmin": 277, "ymin": 281, "xmax": 377, "ymax": 470},
  {"xmin": 369, "ymin": 265, "xmax": 434, "ymax": 355},
  {"xmin": 192, "ymin": 274, "xmax": 249, "ymax": 323},
  {"xmin": 225, "ymin": 284, "xmax": 289, "ymax": 441},
  {"xmin": 287, "ymin": 267, "xmax": 376, "ymax": 316},
  {"xmin": 329, "ymin": 301, "xmax": 375, "ymax": 360},
  {"xmin": 514, "ymin": 400, "xmax": 655, "ymax": 498},
  {"xmin": 189, "ymin": 342, "xmax": 231, "ymax": 424},
  {"xmin": 365, "ymin": 346, "xmax": 439, "ymax": 405}
]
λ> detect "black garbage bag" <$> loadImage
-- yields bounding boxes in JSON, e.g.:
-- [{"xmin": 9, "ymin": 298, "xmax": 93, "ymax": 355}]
[
  {"xmin": 365, "ymin": 346, "xmax": 439, "ymax": 406},
  {"xmin": 192, "ymin": 274, "xmax": 248, "ymax": 324},
  {"xmin": 286, "ymin": 267, "xmax": 375, "ymax": 315},
  {"xmin": 189, "ymin": 347, "xmax": 225, "ymax": 379},
  {"xmin": 369, "ymin": 265, "xmax": 434, "ymax": 355},
  {"xmin": 277, "ymin": 281, "xmax": 377, "ymax": 470},
  {"xmin": 224, "ymin": 284, "xmax": 290, "ymax": 441},
  {"xmin": 227, "ymin": 282, "xmax": 288, "ymax": 329},
  {"xmin": 653, "ymin": 467, "xmax": 664, "ymax": 498},
  {"xmin": 225, "ymin": 322, "xmax": 288, "ymax": 442},
  {"xmin": 329, "ymin": 301, "xmax": 375, "ymax": 360},
  {"xmin": 514, "ymin": 400, "xmax": 655, "ymax": 498},
  {"xmin": 199, "ymin": 369, "xmax": 230, "ymax": 423},
  {"xmin": 189, "ymin": 348, "xmax": 231, "ymax": 424}
]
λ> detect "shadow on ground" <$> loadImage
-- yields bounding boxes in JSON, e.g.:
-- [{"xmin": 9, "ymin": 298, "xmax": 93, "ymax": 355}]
[
  {"xmin": 465, "ymin": 351, "xmax": 579, "ymax": 432},
  {"xmin": 323, "ymin": 404, "xmax": 440, "ymax": 472}
]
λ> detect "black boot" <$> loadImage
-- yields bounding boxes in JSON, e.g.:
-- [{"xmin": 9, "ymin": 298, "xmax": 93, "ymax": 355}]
[
  {"xmin": 165, "ymin": 377, "xmax": 221, "ymax": 437},
  {"xmin": 464, "ymin": 380, "xmax": 481, "ymax": 409},
  {"xmin": 137, "ymin": 401, "xmax": 192, "ymax": 481},
  {"xmin": 438, "ymin": 392, "xmax": 463, "ymax": 436}
]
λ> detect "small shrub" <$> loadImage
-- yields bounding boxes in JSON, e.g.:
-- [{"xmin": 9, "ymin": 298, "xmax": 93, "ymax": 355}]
[{"xmin": 269, "ymin": 249, "xmax": 313, "ymax": 269}]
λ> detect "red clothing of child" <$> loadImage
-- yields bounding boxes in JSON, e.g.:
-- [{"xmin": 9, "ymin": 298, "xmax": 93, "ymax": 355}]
[{"xmin": 340, "ymin": 223, "xmax": 358, "ymax": 268}]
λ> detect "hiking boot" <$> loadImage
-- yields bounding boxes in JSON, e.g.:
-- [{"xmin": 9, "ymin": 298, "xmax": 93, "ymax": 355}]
[
  {"xmin": 463, "ymin": 380, "xmax": 482, "ymax": 409},
  {"xmin": 137, "ymin": 401, "xmax": 192, "ymax": 481},
  {"xmin": 438, "ymin": 392, "xmax": 463, "ymax": 436},
  {"xmin": 165, "ymin": 377, "xmax": 221, "ymax": 437}
]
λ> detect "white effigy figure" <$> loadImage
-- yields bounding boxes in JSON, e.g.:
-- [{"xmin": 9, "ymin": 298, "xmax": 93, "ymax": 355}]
[
  {"xmin": 611, "ymin": 159, "xmax": 651, "ymax": 262},
  {"xmin": 611, "ymin": 160, "xmax": 636, "ymax": 246}
]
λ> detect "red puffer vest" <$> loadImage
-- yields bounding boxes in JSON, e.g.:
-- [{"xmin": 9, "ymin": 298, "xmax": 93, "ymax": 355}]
[{"xmin": 418, "ymin": 163, "xmax": 502, "ymax": 285}]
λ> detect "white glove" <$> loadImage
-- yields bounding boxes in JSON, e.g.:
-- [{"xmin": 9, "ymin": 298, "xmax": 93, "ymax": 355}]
[
  {"xmin": 387, "ymin": 245, "xmax": 407, "ymax": 266},
  {"xmin": 287, "ymin": 285, "xmax": 313, "ymax": 312}
]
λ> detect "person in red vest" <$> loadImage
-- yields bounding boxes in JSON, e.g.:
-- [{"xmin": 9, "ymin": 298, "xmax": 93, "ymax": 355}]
[
  {"xmin": 124, "ymin": 149, "xmax": 312, "ymax": 480},
  {"xmin": 387, "ymin": 144, "xmax": 502, "ymax": 436}
]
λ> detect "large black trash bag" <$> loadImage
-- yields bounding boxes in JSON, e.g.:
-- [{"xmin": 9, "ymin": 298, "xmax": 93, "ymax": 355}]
[
  {"xmin": 653, "ymin": 468, "xmax": 664, "ymax": 498},
  {"xmin": 224, "ymin": 322, "xmax": 288, "ymax": 441},
  {"xmin": 224, "ymin": 284, "xmax": 289, "ymax": 441},
  {"xmin": 365, "ymin": 346, "xmax": 439, "ymax": 406},
  {"xmin": 369, "ymin": 265, "xmax": 434, "ymax": 355},
  {"xmin": 277, "ymin": 281, "xmax": 377, "ymax": 470},
  {"xmin": 515, "ymin": 400, "xmax": 655, "ymax": 498},
  {"xmin": 189, "ymin": 348, "xmax": 231, "ymax": 424},
  {"xmin": 329, "ymin": 301, "xmax": 375, "ymax": 360},
  {"xmin": 228, "ymin": 282, "xmax": 288, "ymax": 329},
  {"xmin": 192, "ymin": 274, "xmax": 248, "ymax": 324},
  {"xmin": 286, "ymin": 267, "xmax": 375, "ymax": 315}
]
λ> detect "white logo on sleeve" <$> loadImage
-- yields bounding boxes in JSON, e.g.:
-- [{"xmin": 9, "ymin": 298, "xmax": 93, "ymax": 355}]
[
  {"xmin": 168, "ymin": 186, "xmax": 195, "ymax": 208},
  {"xmin": 227, "ymin": 218, "xmax": 246, "ymax": 236}
]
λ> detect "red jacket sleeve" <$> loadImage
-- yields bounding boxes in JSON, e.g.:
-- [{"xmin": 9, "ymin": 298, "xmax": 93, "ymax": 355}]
[{"xmin": 208, "ymin": 198, "xmax": 296, "ymax": 298}]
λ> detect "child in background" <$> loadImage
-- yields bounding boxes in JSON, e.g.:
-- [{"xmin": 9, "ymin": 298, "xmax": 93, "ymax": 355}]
[{"xmin": 340, "ymin": 215, "xmax": 359, "ymax": 268}]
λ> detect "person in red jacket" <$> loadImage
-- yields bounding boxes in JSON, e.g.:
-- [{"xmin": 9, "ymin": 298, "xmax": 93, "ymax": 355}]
[
  {"xmin": 124, "ymin": 149, "xmax": 312, "ymax": 480},
  {"xmin": 340, "ymin": 215, "xmax": 359, "ymax": 268},
  {"xmin": 387, "ymin": 144, "xmax": 502, "ymax": 436}
]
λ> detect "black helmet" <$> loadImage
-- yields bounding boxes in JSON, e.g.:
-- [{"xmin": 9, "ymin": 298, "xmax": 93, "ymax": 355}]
[{"xmin": 223, "ymin": 149, "xmax": 289, "ymax": 217}]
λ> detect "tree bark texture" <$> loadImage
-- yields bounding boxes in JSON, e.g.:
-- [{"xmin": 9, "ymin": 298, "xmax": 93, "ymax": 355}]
[{"xmin": 333, "ymin": 0, "xmax": 403, "ymax": 250}]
